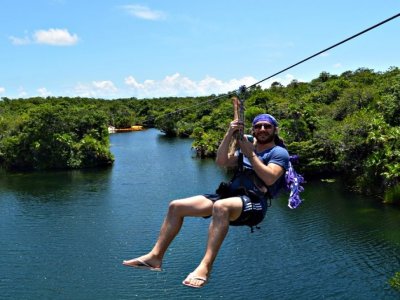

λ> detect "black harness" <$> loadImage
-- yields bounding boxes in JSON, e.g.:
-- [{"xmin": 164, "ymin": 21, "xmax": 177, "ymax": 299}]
[{"xmin": 215, "ymin": 152, "xmax": 272, "ymax": 232}]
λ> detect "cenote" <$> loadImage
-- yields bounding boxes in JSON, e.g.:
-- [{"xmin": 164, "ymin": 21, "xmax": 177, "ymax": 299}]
[{"xmin": 1, "ymin": 129, "xmax": 399, "ymax": 299}]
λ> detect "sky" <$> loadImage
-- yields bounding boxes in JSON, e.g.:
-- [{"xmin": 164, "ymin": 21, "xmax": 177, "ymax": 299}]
[{"xmin": 0, "ymin": 0, "xmax": 399, "ymax": 99}]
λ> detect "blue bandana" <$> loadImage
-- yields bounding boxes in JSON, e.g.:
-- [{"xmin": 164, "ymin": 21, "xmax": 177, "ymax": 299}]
[{"xmin": 252, "ymin": 114, "xmax": 278, "ymax": 127}]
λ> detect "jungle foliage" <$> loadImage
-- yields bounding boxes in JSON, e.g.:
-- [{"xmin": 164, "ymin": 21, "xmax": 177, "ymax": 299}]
[
  {"xmin": 0, "ymin": 67, "xmax": 399, "ymax": 201},
  {"xmin": 0, "ymin": 99, "xmax": 114, "ymax": 170}
]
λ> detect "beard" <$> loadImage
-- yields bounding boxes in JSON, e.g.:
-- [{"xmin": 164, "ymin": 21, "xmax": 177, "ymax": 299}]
[{"xmin": 254, "ymin": 130, "xmax": 275, "ymax": 145}]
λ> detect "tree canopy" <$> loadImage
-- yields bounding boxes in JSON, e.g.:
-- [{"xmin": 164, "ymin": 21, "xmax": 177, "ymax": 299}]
[{"xmin": 0, "ymin": 98, "xmax": 114, "ymax": 170}]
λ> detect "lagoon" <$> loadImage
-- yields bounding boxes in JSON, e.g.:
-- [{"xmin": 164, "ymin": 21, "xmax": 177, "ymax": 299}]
[{"xmin": 1, "ymin": 129, "xmax": 399, "ymax": 299}]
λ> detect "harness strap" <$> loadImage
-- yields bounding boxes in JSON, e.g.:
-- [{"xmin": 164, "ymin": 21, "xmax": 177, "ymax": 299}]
[
  {"xmin": 231, "ymin": 164, "xmax": 272, "ymax": 201},
  {"xmin": 238, "ymin": 152, "xmax": 244, "ymax": 172}
]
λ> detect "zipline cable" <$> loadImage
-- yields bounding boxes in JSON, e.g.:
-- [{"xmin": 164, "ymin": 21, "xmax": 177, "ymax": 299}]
[
  {"xmin": 147, "ymin": 12, "xmax": 400, "ymax": 122},
  {"xmin": 143, "ymin": 93, "xmax": 229, "ymax": 124},
  {"xmin": 247, "ymin": 12, "xmax": 400, "ymax": 89}
]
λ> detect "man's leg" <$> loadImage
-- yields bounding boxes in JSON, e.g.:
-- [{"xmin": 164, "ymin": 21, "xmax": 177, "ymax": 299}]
[
  {"xmin": 123, "ymin": 195, "xmax": 214, "ymax": 269},
  {"xmin": 183, "ymin": 196, "xmax": 243, "ymax": 287}
]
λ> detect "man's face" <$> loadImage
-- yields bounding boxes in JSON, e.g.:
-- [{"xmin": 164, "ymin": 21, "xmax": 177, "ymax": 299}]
[{"xmin": 253, "ymin": 122, "xmax": 276, "ymax": 144}]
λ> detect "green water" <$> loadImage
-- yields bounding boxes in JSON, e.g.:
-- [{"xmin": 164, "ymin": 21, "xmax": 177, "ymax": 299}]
[{"xmin": 1, "ymin": 129, "xmax": 399, "ymax": 299}]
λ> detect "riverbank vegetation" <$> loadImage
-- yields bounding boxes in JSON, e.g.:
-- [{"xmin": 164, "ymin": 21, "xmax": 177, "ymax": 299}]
[
  {"xmin": 0, "ymin": 67, "xmax": 399, "ymax": 202},
  {"xmin": 389, "ymin": 272, "xmax": 400, "ymax": 292},
  {"xmin": 0, "ymin": 99, "xmax": 114, "ymax": 170}
]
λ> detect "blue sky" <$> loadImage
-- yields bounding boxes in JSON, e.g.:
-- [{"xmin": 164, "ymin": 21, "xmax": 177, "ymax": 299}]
[{"xmin": 1, "ymin": 0, "xmax": 399, "ymax": 99}]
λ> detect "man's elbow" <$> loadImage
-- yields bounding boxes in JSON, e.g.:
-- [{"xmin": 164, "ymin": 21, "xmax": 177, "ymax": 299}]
[
  {"xmin": 215, "ymin": 157, "xmax": 227, "ymax": 167},
  {"xmin": 264, "ymin": 177, "xmax": 278, "ymax": 186},
  {"xmin": 262, "ymin": 169, "xmax": 285, "ymax": 186}
]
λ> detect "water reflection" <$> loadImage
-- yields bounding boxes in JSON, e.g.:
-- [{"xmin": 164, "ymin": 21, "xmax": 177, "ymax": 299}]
[
  {"xmin": 0, "ymin": 168, "xmax": 112, "ymax": 202},
  {"xmin": 0, "ymin": 129, "xmax": 399, "ymax": 299}
]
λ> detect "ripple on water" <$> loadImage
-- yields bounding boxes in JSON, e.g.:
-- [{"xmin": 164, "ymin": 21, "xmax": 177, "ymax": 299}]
[{"xmin": 0, "ymin": 130, "xmax": 399, "ymax": 299}]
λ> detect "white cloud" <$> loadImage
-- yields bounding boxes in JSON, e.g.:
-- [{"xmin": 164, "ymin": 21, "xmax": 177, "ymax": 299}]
[
  {"xmin": 264, "ymin": 74, "xmax": 299, "ymax": 87},
  {"xmin": 124, "ymin": 73, "xmax": 251, "ymax": 98},
  {"xmin": 74, "ymin": 80, "xmax": 118, "ymax": 97},
  {"xmin": 125, "ymin": 76, "xmax": 141, "ymax": 88},
  {"xmin": 123, "ymin": 73, "xmax": 300, "ymax": 98},
  {"xmin": 333, "ymin": 63, "xmax": 342, "ymax": 68},
  {"xmin": 9, "ymin": 35, "xmax": 31, "ymax": 45},
  {"xmin": 92, "ymin": 80, "xmax": 118, "ymax": 94},
  {"xmin": 37, "ymin": 87, "xmax": 51, "ymax": 97},
  {"xmin": 93, "ymin": 80, "xmax": 118, "ymax": 92},
  {"xmin": 9, "ymin": 28, "xmax": 79, "ymax": 46},
  {"xmin": 121, "ymin": 5, "xmax": 166, "ymax": 21},
  {"xmin": 34, "ymin": 28, "xmax": 79, "ymax": 46},
  {"xmin": 3, "ymin": 74, "xmax": 304, "ymax": 100},
  {"xmin": 18, "ymin": 87, "xmax": 28, "ymax": 98}
]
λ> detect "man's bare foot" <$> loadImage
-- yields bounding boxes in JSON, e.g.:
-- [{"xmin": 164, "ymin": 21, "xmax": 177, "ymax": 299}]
[
  {"xmin": 182, "ymin": 265, "xmax": 210, "ymax": 288},
  {"xmin": 122, "ymin": 255, "xmax": 162, "ymax": 271}
]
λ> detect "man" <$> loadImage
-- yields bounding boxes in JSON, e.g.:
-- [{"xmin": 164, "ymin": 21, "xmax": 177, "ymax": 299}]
[{"xmin": 123, "ymin": 113, "xmax": 290, "ymax": 288}]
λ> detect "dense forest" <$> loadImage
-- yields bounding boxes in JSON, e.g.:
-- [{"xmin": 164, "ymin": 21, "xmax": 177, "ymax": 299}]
[{"xmin": 0, "ymin": 67, "xmax": 399, "ymax": 204}]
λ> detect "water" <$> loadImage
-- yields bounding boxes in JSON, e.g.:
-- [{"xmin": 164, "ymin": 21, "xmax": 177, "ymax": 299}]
[{"xmin": 1, "ymin": 129, "xmax": 399, "ymax": 299}]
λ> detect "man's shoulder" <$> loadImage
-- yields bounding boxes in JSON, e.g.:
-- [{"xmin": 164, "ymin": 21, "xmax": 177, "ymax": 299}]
[
  {"xmin": 266, "ymin": 146, "xmax": 290, "ymax": 170},
  {"xmin": 271, "ymin": 145, "xmax": 289, "ymax": 157}
]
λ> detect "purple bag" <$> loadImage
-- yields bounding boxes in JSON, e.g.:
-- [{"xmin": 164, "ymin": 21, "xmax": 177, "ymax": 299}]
[{"xmin": 285, "ymin": 155, "xmax": 305, "ymax": 209}]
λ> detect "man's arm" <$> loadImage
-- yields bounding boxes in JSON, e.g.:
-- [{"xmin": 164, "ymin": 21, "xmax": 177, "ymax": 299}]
[
  {"xmin": 215, "ymin": 120, "xmax": 241, "ymax": 168},
  {"xmin": 248, "ymin": 157, "xmax": 285, "ymax": 186},
  {"xmin": 238, "ymin": 138, "xmax": 285, "ymax": 186}
]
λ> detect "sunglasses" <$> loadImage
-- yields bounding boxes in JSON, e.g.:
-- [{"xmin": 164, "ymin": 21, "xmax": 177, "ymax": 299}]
[{"xmin": 253, "ymin": 123, "xmax": 273, "ymax": 130}]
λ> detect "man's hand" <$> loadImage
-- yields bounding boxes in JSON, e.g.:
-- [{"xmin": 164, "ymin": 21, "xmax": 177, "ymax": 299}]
[
  {"xmin": 228, "ymin": 119, "xmax": 243, "ymax": 136},
  {"xmin": 238, "ymin": 136, "xmax": 255, "ymax": 157}
]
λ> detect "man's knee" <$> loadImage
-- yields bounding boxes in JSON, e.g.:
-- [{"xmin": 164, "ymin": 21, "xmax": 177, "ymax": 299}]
[
  {"xmin": 212, "ymin": 201, "xmax": 230, "ymax": 217},
  {"xmin": 168, "ymin": 199, "xmax": 183, "ymax": 212},
  {"xmin": 168, "ymin": 198, "xmax": 194, "ymax": 215},
  {"xmin": 212, "ymin": 198, "xmax": 243, "ymax": 221}
]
